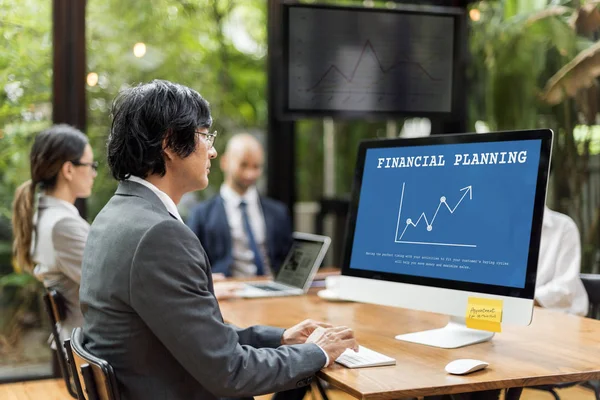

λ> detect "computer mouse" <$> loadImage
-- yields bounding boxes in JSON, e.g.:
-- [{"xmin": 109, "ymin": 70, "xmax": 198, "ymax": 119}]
[{"xmin": 445, "ymin": 359, "xmax": 489, "ymax": 375}]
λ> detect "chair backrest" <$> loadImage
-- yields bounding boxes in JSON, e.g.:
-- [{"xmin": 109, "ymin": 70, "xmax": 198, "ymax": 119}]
[
  {"xmin": 68, "ymin": 327, "xmax": 120, "ymax": 400},
  {"xmin": 42, "ymin": 289, "xmax": 77, "ymax": 398},
  {"xmin": 581, "ymin": 273, "xmax": 600, "ymax": 319},
  {"xmin": 314, "ymin": 196, "xmax": 350, "ymax": 267}
]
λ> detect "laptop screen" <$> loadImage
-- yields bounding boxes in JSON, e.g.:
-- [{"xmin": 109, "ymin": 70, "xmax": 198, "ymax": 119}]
[{"xmin": 275, "ymin": 234, "xmax": 331, "ymax": 289}]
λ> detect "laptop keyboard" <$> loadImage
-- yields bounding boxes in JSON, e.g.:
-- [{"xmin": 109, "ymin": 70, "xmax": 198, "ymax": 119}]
[{"xmin": 249, "ymin": 284, "xmax": 285, "ymax": 291}]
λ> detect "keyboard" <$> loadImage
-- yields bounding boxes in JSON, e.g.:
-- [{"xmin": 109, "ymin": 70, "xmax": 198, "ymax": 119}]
[
  {"xmin": 335, "ymin": 345, "xmax": 396, "ymax": 368},
  {"xmin": 239, "ymin": 281, "xmax": 305, "ymax": 298},
  {"xmin": 248, "ymin": 283, "xmax": 285, "ymax": 292}
]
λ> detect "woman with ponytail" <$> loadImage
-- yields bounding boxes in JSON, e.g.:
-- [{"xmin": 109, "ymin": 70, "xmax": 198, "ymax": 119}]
[{"xmin": 12, "ymin": 124, "xmax": 97, "ymax": 342}]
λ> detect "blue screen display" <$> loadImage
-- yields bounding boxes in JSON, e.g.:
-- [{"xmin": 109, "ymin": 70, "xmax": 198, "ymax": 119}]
[{"xmin": 349, "ymin": 139, "xmax": 542, "ymax": 288}]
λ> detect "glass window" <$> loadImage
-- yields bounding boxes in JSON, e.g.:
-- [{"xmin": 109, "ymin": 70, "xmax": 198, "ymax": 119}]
[{"xmin": 0, "ymin": 0, "xmax": 53, "ymax": 382}]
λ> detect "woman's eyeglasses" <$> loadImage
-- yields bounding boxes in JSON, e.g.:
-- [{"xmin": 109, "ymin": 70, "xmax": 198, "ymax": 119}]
[{"xmin": 71, "ymin": 160, "xmax": 99, "ymax": 171}]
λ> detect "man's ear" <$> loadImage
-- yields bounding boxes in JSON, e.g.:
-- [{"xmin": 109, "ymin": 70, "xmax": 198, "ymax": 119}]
[
  {"xmin": 162, "ymin": 136, "xmax": 175, "ymax": 161},
  {"xmin": 219, "ymin": 154, "xmax": 228, "ymax": 171},
  {"xmin": 60, "ymin": 161, "xmax": 74, "ymax": 182}
]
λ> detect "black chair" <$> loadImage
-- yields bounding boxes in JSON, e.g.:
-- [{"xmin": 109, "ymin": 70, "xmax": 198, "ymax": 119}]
[
  {"xmin": 314, "ymin": 196, "xmax": 350, "ymax": 267},
  {"xmin": 528, "ymin": 273, "xmax": 600, "ymax": 400},
  {"xmin": 65, "ymin": 326, "xmax": 120, "ymax": 400},
  {"xmin": 581, "ymin": 273, "xmax": 600, "ymax": 319},
  {"xmin": 42, "ymin": 289, "xmax": 77, "ymax": 398},
  {"xmin": 580, "ymin": 273, "xmax": 600, "ymax": 400}
]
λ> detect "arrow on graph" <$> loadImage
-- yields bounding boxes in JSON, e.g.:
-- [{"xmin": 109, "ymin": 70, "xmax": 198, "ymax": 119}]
[
  {"xmin": 398, "ymin": 185, "xmax": 473, "ymax": 241},
  {"xmin": 452, "ymin": 186, "xmax": 472, "ymax": 211}
]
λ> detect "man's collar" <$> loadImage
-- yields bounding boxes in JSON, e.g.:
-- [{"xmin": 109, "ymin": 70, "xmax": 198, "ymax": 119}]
[
  {"xmin": 220, "ymin": 184, "xmax": 259, "ymax": 206},
  {"xmin": 115, "ymin": 179, "xmax": 176, "ymax": 221},
  {"xmin": 127, "ymin": 176, "xmax": 183, "ymax": 222}
]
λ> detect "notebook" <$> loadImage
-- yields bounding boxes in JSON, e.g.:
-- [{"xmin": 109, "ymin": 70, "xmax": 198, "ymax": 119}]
[{"xmin": 238, "ymin": 232, "xmax": 331, "ymax": 298}]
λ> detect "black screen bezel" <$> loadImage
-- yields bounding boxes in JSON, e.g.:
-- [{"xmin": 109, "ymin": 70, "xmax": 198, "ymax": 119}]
[
  {"xmin": 340, "ymin": 129, "xmax": 553, "ymax": 300},
  {"xmin": 278, "ymin": 2, "xmax": 466, "ymax": 120}
]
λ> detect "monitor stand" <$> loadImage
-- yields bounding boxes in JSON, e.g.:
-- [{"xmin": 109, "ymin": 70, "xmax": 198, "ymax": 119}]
[{"xmin": 395, "ymin": 316, "xmax": 495, "ymax": 349}]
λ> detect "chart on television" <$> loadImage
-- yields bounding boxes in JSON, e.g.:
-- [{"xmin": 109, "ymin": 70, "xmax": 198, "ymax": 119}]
[
  {"xmin": 287, "ymin": 6, "xmax": 455, "ymax": 113},
  {"xmin": 349, "ymin": 139, "xmax": 543, "ymax": 289}
]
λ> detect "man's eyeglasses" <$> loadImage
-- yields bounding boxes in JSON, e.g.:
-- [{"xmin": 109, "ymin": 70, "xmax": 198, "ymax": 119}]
[
  {"xmin": 71, "ymin": 160, "xmax": 99, "ymax": 171},
  {"xmin": 196, "ymin": 130, "xmax": 218, "ymax": 148}
]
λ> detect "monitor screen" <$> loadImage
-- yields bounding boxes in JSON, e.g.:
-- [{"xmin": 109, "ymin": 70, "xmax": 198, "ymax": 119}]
[
  {"xmin": 342, "ymin": 130, "xmax": 553, "ymax": 301},
  {"xmin": 282, "ymin": 3, "xmax": 464, "ymax": 118}
]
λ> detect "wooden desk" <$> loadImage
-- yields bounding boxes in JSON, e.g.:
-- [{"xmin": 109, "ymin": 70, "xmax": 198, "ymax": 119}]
[{"xmin": 219, "ymin": 293, "xmax": 600, "ymax": 399}]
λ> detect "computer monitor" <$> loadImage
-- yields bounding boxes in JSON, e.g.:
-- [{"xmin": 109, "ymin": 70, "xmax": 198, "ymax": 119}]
[
  {"xmin": 279, "ymin": 2, "xmax": 466, "ymax": 119},
  {"xmin": 338, "ymin": 129, "xmax": 553, "ymax": 348}
]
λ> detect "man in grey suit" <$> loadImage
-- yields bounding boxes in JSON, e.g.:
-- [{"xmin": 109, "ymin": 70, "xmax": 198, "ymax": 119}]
[{"xmin": 79, "ymin": 80, "xmax": 358, "ymax": 400}]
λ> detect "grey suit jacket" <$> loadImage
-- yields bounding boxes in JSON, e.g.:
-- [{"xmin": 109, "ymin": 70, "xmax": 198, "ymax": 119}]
[{"xmin": 80, "ymin": 181, "xmax": 325, "ymax": 400}]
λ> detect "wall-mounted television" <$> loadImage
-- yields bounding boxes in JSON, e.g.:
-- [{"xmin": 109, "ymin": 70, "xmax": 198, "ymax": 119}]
[{"xmin": 279, "ymin": 2, "xmax": 466, "ymax": 119}]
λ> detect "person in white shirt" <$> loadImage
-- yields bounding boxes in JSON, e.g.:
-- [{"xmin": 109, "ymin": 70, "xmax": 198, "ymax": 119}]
[
  {"xmin": 535, "ymin": 206, "xmax": 589, "ymax": 316},
  {"xmin": 187, "ymin": 133, "xmax": 293, "ymax": 278},
  {"xmin": 12, "ymin": 124, "xmax": 97, "ymax": 343}
]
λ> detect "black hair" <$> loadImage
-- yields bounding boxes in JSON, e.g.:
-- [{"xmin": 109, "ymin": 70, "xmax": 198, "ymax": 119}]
[
  {"xmin": 107, "ymin": 79, "xmax": 212, "ymax": 180},
  {"xmin": 31, "ymin": 124, "xmax": 88, "ymax": 189}
]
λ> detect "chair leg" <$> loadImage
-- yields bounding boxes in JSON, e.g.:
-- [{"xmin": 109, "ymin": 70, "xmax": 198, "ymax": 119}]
[
  {"xmin": 81, "ymin": 363, "xmax": 100, "ymax": 400},
  {"xmin": 505, "ymin": 388, "xmax": 523, "ymax": 400},
  {"xmin": 582, "ymin": 381, "xmax": 600, "ymax": 400},
  {"xmin": 53, "ymin": 345, "xmax": 77, "ymax": 398},
  {"xmin": 64, "ymin": 339, "xmax": 85, "ymax": 400},
  {"xmin": 315, "ymin": 378, "xmax": 329, "ymax": 400}
]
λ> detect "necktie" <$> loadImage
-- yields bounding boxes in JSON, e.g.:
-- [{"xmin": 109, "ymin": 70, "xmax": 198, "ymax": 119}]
[{"xmin": 239, "ymin": 200, "xmax": 265, "ymax": 276}]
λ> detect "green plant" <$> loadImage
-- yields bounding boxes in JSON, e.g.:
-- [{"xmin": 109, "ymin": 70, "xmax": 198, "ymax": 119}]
[
  {"xmin": 469, "ymin": 0, "xmax": 600, "ymax": 271},
  {"xmin": 0, "ymin": 272, "xmax": 43, "ymax": 361}
]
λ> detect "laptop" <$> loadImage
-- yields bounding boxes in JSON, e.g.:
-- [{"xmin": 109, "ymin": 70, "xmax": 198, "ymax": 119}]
[{"xmin": 239, "ymin": 232, "xmax": 331, "ymax": 298}]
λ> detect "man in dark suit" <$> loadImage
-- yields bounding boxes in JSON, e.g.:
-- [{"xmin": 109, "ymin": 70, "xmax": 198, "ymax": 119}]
[
  {"xmin": 79, "ymin": 80, "xmax": 358, "ymax": 400},
  {"xmin": 187, "ymin": 133, "xmax": 292, "ymax": 277}
]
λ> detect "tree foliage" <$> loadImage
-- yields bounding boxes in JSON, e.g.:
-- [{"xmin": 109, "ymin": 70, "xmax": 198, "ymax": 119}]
[
  {"xmin": 469, "ymin": 0, "xmax": 600, "ymax": 271},
  {"xmin": 85, "ymin": 0, "xmax": 269, "ymax": 217},
  {"xmin": 0, "ymin": 0, "xmax": 274, "ymax": 366},
  {"xmin": 0, "ymin": 0, "xmax": 276, "ymax": 269},
  {"xmin": 0, "ymin": 0, "xmax": 52, "ymax": 226}
]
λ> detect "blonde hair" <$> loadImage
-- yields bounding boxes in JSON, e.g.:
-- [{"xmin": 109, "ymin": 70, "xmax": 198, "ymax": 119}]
[{"xmin": 11, "ymin": 180, "xmax": 36, "ymax": 273}]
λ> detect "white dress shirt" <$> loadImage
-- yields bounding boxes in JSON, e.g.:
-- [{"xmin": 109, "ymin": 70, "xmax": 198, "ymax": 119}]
[
  {"xmin": 128, "ymin": 176, "xmax": 183, "ymax": 222},
  {"xmin": 535, "ymin": 207, "xmax": 589, "ymax": 316},
  {"xmin": 220, "ymin": 184, "xmax": 271, "ymax": 277}
]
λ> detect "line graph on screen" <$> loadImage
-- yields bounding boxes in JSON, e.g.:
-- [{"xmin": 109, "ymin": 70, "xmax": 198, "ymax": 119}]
[
  {"xmin": 394, "ymin": 182, "xmax": 477, "ymax": 248},
  {"xmin": 287, "ymin": 7, "xmax": 455, "ymax": 112},
  {"xmin": 306, "ymin": 40, "xmax": 441, "ymax": 97}
]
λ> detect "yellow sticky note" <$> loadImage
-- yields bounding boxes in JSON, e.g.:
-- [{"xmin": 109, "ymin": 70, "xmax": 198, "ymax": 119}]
[{"xmin": 465, "ymin": 297, "xmax": 503, "ymax": 333}]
